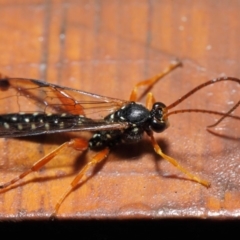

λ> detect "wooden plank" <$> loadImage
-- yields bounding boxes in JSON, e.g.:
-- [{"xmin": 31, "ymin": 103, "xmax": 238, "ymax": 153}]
[{"xmin": 0, "ymin": 0, "xmax": 240, "ymax": 220}]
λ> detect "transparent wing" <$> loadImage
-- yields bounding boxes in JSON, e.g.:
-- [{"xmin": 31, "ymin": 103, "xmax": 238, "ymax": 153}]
[
  {"xmin": 0, "ymin": 78, "xmax": 129, "ymax": 137},
  {"xmin": 0, "ymin": 78, "xmax": 128, "ymax": 117}
]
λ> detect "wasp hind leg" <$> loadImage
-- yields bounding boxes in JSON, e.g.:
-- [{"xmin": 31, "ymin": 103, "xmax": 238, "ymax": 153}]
[
  {"xmin": 0, "ymin": 139, "xmax": 87, "ymax": 189},
  {"xmin": 0, "ymin": 138, "xmax": 89, "ymax": 214},
  {"xmin": 51, "ymin": 147, "xmax": 110, "ymax": 218}
]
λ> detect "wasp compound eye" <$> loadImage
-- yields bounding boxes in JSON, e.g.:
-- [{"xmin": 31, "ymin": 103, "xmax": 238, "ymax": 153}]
[{"xmin": 150, "ymin": 118, "xmax": 167, "ymax": 133}]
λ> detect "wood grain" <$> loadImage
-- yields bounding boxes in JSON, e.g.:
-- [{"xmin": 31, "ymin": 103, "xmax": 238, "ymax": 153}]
[{"xmin": 0, "ymin": 0, "xmax": 240, "ymax": 220}]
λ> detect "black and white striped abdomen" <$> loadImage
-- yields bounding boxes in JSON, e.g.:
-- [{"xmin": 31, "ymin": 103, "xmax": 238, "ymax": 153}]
[{"xmin": 0, "ymin": 112, "xmax": 88, "ymax": 137}]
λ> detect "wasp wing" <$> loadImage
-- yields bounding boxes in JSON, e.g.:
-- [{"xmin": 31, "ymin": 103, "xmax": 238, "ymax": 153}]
[
  {"xmin": 0, "ymin": 78, "xmax": 128, "ymax": 117},
  {"xmin": 0, "ymin": 78, "xmax": 129, "ymax": 137}
]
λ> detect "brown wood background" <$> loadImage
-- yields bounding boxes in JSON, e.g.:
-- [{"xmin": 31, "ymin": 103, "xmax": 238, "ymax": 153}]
[{"xmin": 0, "ymin": 0, "xmax": 240, "ymax": 220}]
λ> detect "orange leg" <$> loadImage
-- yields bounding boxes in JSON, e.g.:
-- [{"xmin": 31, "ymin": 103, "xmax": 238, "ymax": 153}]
[
  {"xmin": 0, "ymin": 137, "xmax": 110, "ymax": 217},
  {"xmin": 0, "ymin": 138, "xmax": 88, "ymax": 189},
  {"xmin": 148, "ymin": 131, "xmax": 210, "ymax": 188},
  {"xmin": 129, "ymin": 64, "xmax": 209, "ymax": 188},
  {"xmin": 145, "ymin": 92, "xmax": 156, "ymax": 110},
  {"xmin": 52, "ymin": 147, "xmax": 110, "ymax": 218},
  {"xmin": 129, "ymin": 60, "xmax": 182, "ymax": 102}
]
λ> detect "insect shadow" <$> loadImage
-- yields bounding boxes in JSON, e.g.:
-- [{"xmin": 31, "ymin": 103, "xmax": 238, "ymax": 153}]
[{"xmin": 0, "ymin": 132, "xmax": 173, "ymax": 195}]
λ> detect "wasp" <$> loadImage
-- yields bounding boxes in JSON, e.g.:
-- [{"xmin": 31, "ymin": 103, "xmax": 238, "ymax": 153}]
[{"xmin": 0, "ymin": 60, "xmax": 239, "ymax": 217}]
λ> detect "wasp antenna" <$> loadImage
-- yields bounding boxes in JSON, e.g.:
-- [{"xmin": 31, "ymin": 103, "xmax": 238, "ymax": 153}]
[
  {"xmin": 165, "ymin": 109, "xmax": 240, "ymax": 122},
  {"xmin": 166, "ymin": 77, "xmax": 240, "ymax": 110},
  {"xmin": 207, "ymin": 100, "xmax": 240, "ymax": 128}
]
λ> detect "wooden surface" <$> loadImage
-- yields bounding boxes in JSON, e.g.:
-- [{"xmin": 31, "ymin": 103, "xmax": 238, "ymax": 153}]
[{"xmin": 0, "ymin": 0, "xmax": 240, "ymax": 220}]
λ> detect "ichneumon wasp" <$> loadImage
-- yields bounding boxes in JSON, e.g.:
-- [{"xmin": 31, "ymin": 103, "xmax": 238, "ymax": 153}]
[{"xmin": 0, "ymin": 60, "xmax": 239, "ymax": 218}]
